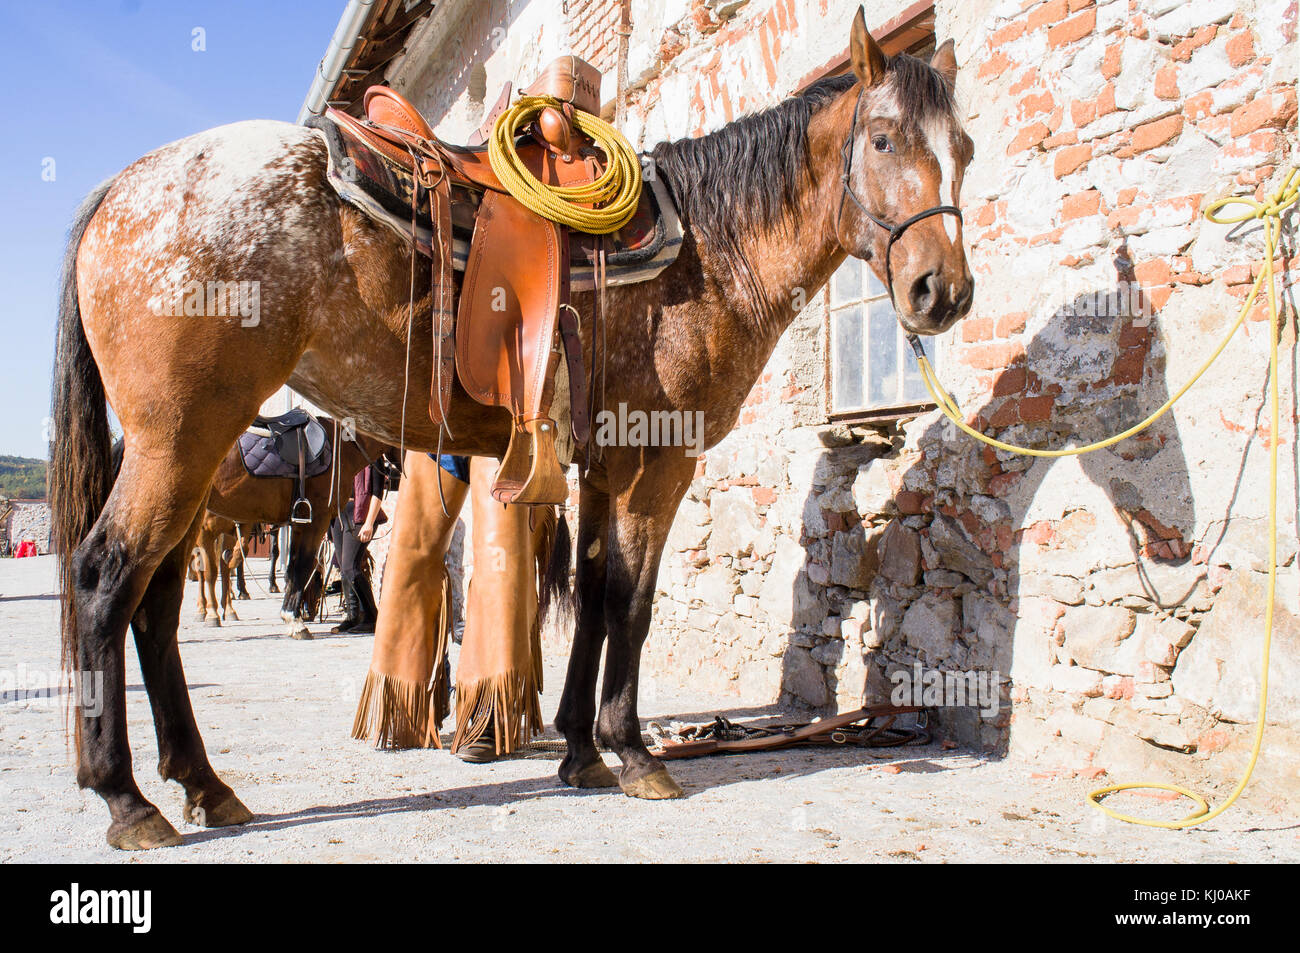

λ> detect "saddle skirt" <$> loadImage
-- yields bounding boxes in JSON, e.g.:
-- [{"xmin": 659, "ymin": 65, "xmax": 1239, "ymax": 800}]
[
  {"xmin": 307, "ymin": 112, "xmax": 682, "ymax": 290},
  {"xmin": 239, "ymin": 410, "xmax": 332, "ymax": 480}
]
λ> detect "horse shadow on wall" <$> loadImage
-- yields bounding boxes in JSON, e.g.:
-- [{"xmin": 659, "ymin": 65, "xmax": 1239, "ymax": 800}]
[{"xmin": 785, "ymin": 247, "xmax": 1207, "ymax": 757}]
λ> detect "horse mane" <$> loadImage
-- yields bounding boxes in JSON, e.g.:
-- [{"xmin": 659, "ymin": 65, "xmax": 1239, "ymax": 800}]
[{"xmin": 651, "ymin": 53, "xmax": 956, "ymax": 242}]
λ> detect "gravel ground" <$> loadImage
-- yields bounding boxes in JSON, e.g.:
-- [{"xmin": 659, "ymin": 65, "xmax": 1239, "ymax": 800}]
[{"xmin": 2, "ymin": 554, "xmax": 1296, "ymax": 863}]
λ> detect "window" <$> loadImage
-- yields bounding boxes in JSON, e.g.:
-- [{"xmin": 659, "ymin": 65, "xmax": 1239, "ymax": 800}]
[
  {"xmin": 812, "ymin": 2, "xmax": 947, "ymax": 421},
  {"xmin": 828, "ymin": 263, "xmax": 943, "ymax": 416}
]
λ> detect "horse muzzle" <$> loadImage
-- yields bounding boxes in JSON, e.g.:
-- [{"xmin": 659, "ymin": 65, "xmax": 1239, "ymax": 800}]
[{"xmin": 897, "ymin": 272, "xmax": 974, "ymax": 335}]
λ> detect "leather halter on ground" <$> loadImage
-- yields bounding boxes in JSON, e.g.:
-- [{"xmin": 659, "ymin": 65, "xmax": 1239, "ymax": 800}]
[{"xmin": 319, "ymin": 57, "xmax": 629, "ymax": 506}]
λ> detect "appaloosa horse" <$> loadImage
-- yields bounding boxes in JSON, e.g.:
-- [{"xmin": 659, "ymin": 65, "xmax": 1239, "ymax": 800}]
[{"xmin": 50, "ymin": 11, "xmax": 972, "ymax": 848}]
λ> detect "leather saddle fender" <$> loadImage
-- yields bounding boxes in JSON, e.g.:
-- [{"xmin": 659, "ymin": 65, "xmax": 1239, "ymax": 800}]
[{"xmin": 456, "ymin": 191, "xmax": 568, "ymax": 504}]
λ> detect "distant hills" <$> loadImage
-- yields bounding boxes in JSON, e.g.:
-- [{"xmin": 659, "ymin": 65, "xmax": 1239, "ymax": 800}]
[{"xmin": 0, "ymin": 456, "xmax": 48, "ymax": 499}]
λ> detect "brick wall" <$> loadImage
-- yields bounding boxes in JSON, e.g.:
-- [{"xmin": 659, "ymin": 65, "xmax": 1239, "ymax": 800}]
[{"xmin": 566, "ymin": 0, "xmax": 623, "ymax": 74}]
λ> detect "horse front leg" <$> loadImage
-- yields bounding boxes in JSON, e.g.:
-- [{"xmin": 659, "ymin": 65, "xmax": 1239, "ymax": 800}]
[
  {"xmin": 599, "ymin": 450, "xmax": 694, "ymax": 798},
  {"xmin": 555, "ymin": 471, "xmax": 619, "ymax": 789},
  {"xmin": 234, "ymin": 529, "xmax": 251, "ymax": 600},
  {"xmin": 131, "ymin": 515, "xmax": 253, "ymax": 829},
  {"xmin": 268, "ymin": 529, "xmax": 281, "ymax": 593},
  {"xmin": 199, "ymin": 530, "xmax": 221, "ymax": 627},
  {"xmin": 279, "ymin": 516, "xmax": 327, "ymax": 640},
  {"xmin": 218, "ymin": 534, "xmax": 239, "ymax": 622}
]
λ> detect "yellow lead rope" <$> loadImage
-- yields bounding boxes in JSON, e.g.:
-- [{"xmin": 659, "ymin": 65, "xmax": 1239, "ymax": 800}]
[
  {"xmin": 914, "ymin": 167, "xmax": 1298, "ymax": 827},
  {"xmin": 488, "ymin": 95, "xmax": 642, "ymax": 235}
]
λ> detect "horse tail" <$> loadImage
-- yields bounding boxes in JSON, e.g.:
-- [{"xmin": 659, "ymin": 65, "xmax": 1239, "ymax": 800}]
[
  {"xmin": 109, "ymin": 437, "xmax": 125, "ymax": 481},
  {"xmin": 537, "ymin": 505, "xmax": 573, "ymax": 624},
  {"xmin": 50, "ymin": 177, "xmax": 117, "ymax": 709}
]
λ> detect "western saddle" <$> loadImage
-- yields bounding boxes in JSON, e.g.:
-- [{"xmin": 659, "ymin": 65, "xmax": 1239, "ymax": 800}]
[{"xmin": 324, "ymin": 56, "xmax": 613, "ymax": 506}]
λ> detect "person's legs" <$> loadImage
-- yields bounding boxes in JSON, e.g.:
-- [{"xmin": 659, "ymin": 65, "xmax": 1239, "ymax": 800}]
[
  {"xmin": 352, "ymin": 453, "xmax": 468, "ymax": 747},
  {"xmin": 350, "ymin": 551, "xmax": 378, "ymax": 632},
  {"xmin": 331, "ymin": 510, "xmax": 367, "ymax": 633},
  {"xmin": 451, "ymin": 456, "xmax": 550, "ymax": 762}
]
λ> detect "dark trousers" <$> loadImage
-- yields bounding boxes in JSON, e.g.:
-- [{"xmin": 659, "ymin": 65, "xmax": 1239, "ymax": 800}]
[{"xmin": 331, "ymin": 502, "xmax": 377, "ymax": 622}]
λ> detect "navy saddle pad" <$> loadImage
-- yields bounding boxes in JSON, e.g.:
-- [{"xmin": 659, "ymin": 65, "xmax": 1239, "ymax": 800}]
[{"xmin": 238, "ymin": 411, "xmax": 332, "ymax": 480}]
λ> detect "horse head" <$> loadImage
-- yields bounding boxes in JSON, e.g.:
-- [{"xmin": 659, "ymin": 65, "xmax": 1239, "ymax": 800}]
[{"xmin": 834, "ymin": 7, "xmax": 975, "ymax": 335}]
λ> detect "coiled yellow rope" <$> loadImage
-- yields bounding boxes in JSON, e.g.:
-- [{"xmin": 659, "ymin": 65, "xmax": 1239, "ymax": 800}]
[
  {"xmin": 914, "ymin": 167, "xmax": 1298, "ymax": 828},
  {"xmin": 487, "ymin": 95, "xmax": 642, "ymax": 235}
]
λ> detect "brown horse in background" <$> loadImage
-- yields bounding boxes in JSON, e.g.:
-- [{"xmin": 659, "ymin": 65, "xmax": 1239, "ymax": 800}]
[
  {"xmin": 204, "ymin": 418, "xmax": 385, "ymax": 639},
  {"xmin": 189, "ymin": 512, "xmax": 249, "ymax": 625},
  {"xmin": 50, "ymin": 10, "xmax": 972, "ymax": 848}
]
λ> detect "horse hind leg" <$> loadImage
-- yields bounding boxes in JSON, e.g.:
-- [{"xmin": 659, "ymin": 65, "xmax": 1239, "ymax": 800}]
[
  {"xmin": 73, "ymin": 434, "xmax": 260, "ymax": 848},
  {"xmin": 131, "ymin": 516, "xmax": 252, "ymax": 829},
  {"xmin": 191, "ymin": 547, "xmax": 208, "ymax": 620},
  {"xmin": 235, "ymin": 527, "xmax": 251, "ymax": 599}
]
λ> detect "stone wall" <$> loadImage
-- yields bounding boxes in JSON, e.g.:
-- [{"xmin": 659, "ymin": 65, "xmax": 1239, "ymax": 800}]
[
  {"xmin": 6, "ymin": 502, "xmax": 52, "ymax": 555},
  {"xmin": 382, "ymin": 0, "xmax": 1300, "ymax": 791}
]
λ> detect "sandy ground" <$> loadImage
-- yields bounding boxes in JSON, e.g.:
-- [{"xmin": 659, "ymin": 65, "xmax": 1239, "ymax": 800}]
[{"xmin": 2, "ymin": 553, "xmax": 1297, "ymax": 863}]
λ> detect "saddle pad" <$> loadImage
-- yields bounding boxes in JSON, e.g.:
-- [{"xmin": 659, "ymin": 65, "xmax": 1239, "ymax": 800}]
[
  {"xmin": 237, "ymin": 427, "xmax": 332, "ymax": 481},
  {"xmin": 307, "ymin": 114, "xmax": 682, "ymax": 290}
]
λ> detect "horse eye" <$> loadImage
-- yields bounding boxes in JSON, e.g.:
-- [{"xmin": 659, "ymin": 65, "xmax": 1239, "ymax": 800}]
[{"xmin": 872, "ymin": 135, "xmax": 893, "ymax": 154}]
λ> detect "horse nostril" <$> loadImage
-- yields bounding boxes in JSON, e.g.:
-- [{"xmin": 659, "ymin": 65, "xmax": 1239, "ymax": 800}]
[
  {"xmin": 909, "ymin": 272, "xmax": 941, "ymax": 314},
  {"xmin": 954, "ymin": 280, "xmax": 974, "ymax": 315}
]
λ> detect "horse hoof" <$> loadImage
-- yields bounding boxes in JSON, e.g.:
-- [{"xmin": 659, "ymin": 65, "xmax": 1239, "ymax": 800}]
[
  {"xmin": 107, "ymin": 811, "xmax": 183, "ymax": 850},
  {"xmin": 289, "ymin": 623, "xmax": 313, "ymax": 641},
  {"xmin": 226, "ymin": 611, "xmax": 240, "ymax": 622},
  {"xmin": 184, "ymin": 792, "xmax": 253, "ymax": 828},
  {"xmin": 205, "ymin": 618, "xmax": 222, "ymax": 628},
  {"xmin": 560, "ymin": 759, "xmax": 619, "ymax": 789},
  {"xmin": 269, "ymin": 585, "xmax": 280, "ymax": 594},
  {"xmin": 620, "ymin": 767, "xmax": 684, "ymax": 800},
  {"xmin": 280, "ymin": 611, "xmax": 294, "ymax": 623},
  {"xmin": 237, "ymin": 593, "xmax": 251, "ymax": 601}
]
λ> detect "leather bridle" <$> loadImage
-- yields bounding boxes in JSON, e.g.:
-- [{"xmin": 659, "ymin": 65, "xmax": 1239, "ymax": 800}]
[{"xmin": 836, "ymin": 88, "xmax": 963, "ymax": 309}]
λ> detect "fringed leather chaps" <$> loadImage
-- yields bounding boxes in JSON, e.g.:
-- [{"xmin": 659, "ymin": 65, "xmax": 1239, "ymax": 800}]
[
  {"xmin": 450, "ymin": 456, "xmax": 552, "ymax": 756},
  {"xmin": 352, "ymin": 452, "xmax": 550, "ymax": 754},
  {"xmin": 352, "ymin": 452, "xmax": 468, "ymax": 749}
]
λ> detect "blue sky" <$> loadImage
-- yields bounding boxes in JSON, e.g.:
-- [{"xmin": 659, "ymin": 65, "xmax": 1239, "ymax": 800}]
[{"xmin": 0, "ymin": 1, "xmax": 345, "ymax": 459}]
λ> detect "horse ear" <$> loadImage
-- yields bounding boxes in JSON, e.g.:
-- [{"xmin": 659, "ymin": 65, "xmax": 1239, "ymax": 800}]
[
  {"xmin": 849, "ymin": 7, "xmax": 887, "ymax": 86},
  {"xmin": 930, "ymin": 39, "xmax": 958, "ymax": 87}
]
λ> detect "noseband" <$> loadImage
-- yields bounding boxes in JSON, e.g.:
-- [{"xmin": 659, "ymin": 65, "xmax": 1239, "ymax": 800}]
[{"xmin": 836, "ymin": 89, "xmax": 963, "ymax": 308}]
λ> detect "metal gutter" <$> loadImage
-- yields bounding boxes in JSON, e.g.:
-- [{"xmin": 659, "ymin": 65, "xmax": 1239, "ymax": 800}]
[{"xmin": 296, "ymin": 0, "xmax": 378, "ymax": 124}]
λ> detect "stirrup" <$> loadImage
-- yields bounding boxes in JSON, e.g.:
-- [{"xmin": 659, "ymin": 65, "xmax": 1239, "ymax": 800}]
[
  {"xmin": 491, "ymin": 415, "xmax": 568, "ymax": 505},
  {"xmin": 290, "ymin": 498, "xmax": 313, "ymax": 525}
]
